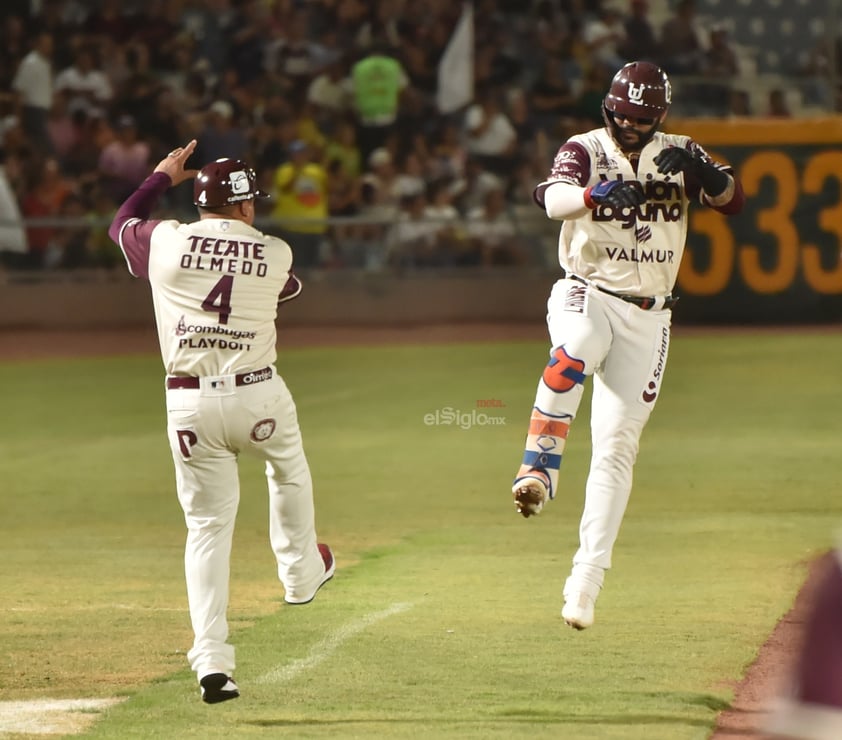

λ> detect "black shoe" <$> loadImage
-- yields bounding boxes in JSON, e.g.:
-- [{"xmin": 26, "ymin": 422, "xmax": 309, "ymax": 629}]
[{"xmin": 200, "ymin": 672, "xmax": 240, "ymax": 704}]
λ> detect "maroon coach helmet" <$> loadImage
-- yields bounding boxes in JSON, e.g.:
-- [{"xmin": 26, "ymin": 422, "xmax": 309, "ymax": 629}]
[
  {"xmin": 193, "ymin": 158, "xmax": 269, "ymax": 208},
  {"xmin": 603, "ymin": 61, "xmax": 672, "ymax": 120}
]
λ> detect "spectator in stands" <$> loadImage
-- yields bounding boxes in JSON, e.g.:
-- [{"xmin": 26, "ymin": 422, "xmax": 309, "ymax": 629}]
[
  {"xmin": 12, "ymin": 31, "xmax": 55, "ymax": 154},
  {"xmin": 0, "ymin": 146, "xmax": 28, "ymax": 262},
  {"xmin": 391, "ymin": 150, "xmax": 427, "ymax": 201},
  {"xmin": 134, "ymin": 0, "xmax": 188, "ymax": 71},
  {"xmin": 82, "ymin": 183, "xmax": 119, "ymax": 269},
  {"xmin": 698, "ymin": 24, "xmax": 740, "ymax": 114},
  {"xmin": 424, "ymin": 178, "xmax": 461, "ymax": 233},
  {"xmin": 54, "ymin": 43, "xmax": 113, "ymax": 120},
  {"xmin": 424, "ymin": 177, "xmax": 473, "ymax": 264},
  {"xmin": 20, "ymin": 155, "xmax": 73, "ymax": 268},
  {"xmin": 156, "ymin": 34, "xmax": 201, "ymax": 103},
  {"xmin": 582, "ymin": 2, "xmax": 628, "ymax": 73},
  {"xmin": 767, "ymin": 88, "xmax": 793, "ymax": 117},
  {"xmin": 427, "ymin": 119, "xmax": 468, "ymax": 185},
  {"xmin": 465, "ymin": 184, "xmax": 527, "ymax": 266},
  {"xmin": 360, "ymin": 147, "xmax": 400, "ymax": 217},
  {"xmin": 266, "ymin": 9, "xmax": 327, "ymax": 105},
  {"xmin": 111, "ymin": 43, "xmax": 162, "ymax": 128},
  {"xmin": 0, "ymin": 15, "xmax": 30, "ymax": 95},
  {"xmin": 60, "ymin": 105, "xmax": 107, "ymax": 186},
  {"xmin": 573, "ymin": 63, "xmax": 614, "ymax": 129},
  {"xmin": 385, "ymin": 190, "xmax": 452, "ymax": 269},
  {"xmin": 306, "ymin": 54, "xmax": 352, "ymax": 131},
  {"xmin": 453, "ymin": 155, "xmax": 505, "ymax": 216},
  {"xmin": 704, "ymin": 25, "xmax": 740, "ymax": 79},
  {"xmin": 194, "ymin": 100, "xmax": 250, "ymax": 165},
  {"xmin": 324, "ymin": 155, "xmax": 362, "ymax": 265},
  {"xmin": 531, "ymin": 0, "xmax": 571, "ymax": 58},
  {"xmin": 54, "ymin": 191, "xmax": 92, "ymax": 269},
  {"xmin": 226, "ymin": 0, "xmax": 273, "ymax": 87},
  {"xmin": 528, "ymin": 53, "xmax": 581, "ymax": 143},
  {"xmin": 323, "ymin": 117, "xmax": 363, "ymax": 180},
  {"xmin": 464, "ymin": 84, "xmax": 518, "ymax": 177},
  {"xmin": 659, "ymin": 0, "xmax": 706, "ymax": 75},
  {"xmin": 97, "ymin": 114, "xmax": 150, "ymax": 204},
  {"xmin": 620, "ymin": 0, "xmax": 661, "ymax": 65},
  {"xmin": 46, "ymin": 91, "xmax": 78, "ymax": 163},
  {"xmin": 83, "ymin": 0, "xmax": 133, "ymax": 46},
  {"xmin": 473, "ymin": 18, "xmax": 523, "ymax": 89},
  {"xmin": 271, "ymin": 139, "xmax": 329, "ymax": 269},
  {"xmin": 348, "ymin": 40, "xmax": 410, "ymax": 163},
  {"xmin": 727, "ymin": 89, "xmax": 752, "ymax": 117}
]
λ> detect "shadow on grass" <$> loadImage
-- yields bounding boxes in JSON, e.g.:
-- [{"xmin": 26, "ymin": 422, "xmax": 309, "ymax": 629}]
[
  {"xmin": 244, "ymin": 715, "xmax": 714, "ymax": 728},
  {"xmin": 242, "ymin": 693, "xmax": 729, "ymax": 730}
]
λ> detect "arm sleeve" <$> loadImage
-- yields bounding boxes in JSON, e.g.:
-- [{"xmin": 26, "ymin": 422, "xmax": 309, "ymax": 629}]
[
  {"xmin": 542, "ymin": 181, "xmax": 592, "ymax": 221},
  {"xmin": 108, "ymin": 171, "xmax": 171, "ymax": 279}
]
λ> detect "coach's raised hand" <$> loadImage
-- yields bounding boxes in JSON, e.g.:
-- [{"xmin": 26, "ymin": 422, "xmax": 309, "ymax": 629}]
[{"xmin": 153, "ymin": 139, "xmax": 199, "ymax": 186}]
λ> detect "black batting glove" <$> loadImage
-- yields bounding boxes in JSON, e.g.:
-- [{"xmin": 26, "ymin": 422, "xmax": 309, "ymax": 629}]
[
  {"xmin": 653, "ymin": 146, "xmax": 696, "ymax": 175},
  {"xmin": 654, "ymin": 146, "xmax": 729, "ymax": 196},
  {"xmin": 585, "ymin": 179, "xmax": 646, "ymax": 209}
]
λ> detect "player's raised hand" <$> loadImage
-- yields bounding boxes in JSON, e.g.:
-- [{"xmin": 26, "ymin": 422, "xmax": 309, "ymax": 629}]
[{"xmin": 154, "ymin": 140, "xmax": 199, "ymax": 186}]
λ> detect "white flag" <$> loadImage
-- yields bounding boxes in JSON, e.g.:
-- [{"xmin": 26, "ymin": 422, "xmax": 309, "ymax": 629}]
[{"xmin": 436, "ymin": 3, "xmax": 474, "ymax": 114}]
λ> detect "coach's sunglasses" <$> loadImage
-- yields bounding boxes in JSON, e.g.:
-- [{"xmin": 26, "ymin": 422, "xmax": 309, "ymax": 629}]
[{"xmin": 611, "ymin": 112, "xmax": 657, "ymax": 126}]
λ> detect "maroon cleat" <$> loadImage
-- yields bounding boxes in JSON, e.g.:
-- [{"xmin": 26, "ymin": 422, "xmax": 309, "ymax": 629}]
[{"xmin": 284, "ymin": 543, "xmax": 335, "ymax": 605}]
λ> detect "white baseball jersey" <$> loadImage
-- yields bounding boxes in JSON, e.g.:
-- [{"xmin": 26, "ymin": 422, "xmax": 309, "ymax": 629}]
[
  {"xmin": 534, "ymin": 127, "xmax": 738, "ymax": 297},
  {"xmin": 113, "ymin": 174, "xmax": 301, "ymax": 377}
]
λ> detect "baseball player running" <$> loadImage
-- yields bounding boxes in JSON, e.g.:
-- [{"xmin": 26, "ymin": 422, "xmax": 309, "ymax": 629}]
[
  {"xmin": 511, "ymin": 62, "xmax": 745, "ymax": 630},
  {"xmin": 108, "ymin": 140, "xmax": 334, "ymax": 703}
]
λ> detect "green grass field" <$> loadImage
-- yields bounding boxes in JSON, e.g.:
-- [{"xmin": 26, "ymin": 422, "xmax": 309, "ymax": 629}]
[{"xmin": 2, "ymin": 330, "xmax": 841, "ymax": 739}]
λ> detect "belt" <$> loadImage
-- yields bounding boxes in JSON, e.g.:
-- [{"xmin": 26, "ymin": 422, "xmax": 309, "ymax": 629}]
[
  {"xmin": 561, "ymin": 269, "xmax": 678, "ymax": 311},
  {"xmin": 166, "ymin": 366, "xmax": 273, "ymax": 390}
]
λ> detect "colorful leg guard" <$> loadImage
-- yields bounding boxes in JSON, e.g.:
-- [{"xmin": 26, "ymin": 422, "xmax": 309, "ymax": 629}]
[{"xmin": 513, "ymin": 408, "xmax": 572, "ymax": 499}]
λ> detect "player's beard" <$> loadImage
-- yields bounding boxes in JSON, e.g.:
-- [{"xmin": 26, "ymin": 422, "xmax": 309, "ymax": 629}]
[{"xmin": 617, "ymin": 127, "xmax": 645, "ymax": 152}]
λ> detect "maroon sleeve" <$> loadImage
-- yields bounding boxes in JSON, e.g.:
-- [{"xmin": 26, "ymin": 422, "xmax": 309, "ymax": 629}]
[
  {"xmin": 533, "ymin": 142, "xmax": 591, "ymax": 208},
  {"xmin": 108, "ymin": 172, "xmax": 172, "ymax": 279},
  {"xmin": 278, "ymin": 272, "xmax": 303, "ymax": 305}
]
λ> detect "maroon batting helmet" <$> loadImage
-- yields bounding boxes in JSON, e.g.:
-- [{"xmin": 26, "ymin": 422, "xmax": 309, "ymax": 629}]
[
  {"xmin": 193, "ymin": 158, "xmax": 269, "ymax": 208},
  {"xmin": 603, "ymin": 61, "xmax": 671, "ymax": 119}
]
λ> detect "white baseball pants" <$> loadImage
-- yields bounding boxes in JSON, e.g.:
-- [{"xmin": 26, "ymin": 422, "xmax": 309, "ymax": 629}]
[
  {"xmin": 524, "ymin": 278, "xmax": 672, "ymax": 593},
  {"xmin": 164, "ymin": 369, "xmax": 325, "ymax": 680}
]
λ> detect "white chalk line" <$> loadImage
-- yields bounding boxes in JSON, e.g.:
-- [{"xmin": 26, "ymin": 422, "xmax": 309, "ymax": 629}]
[
  {"xmin": 257, "ymin": 602, "xmax": 413, "ymax": 685},
  {"xmin": 0, "ymin": 697, "xmax": 124, "ymax": 735}
]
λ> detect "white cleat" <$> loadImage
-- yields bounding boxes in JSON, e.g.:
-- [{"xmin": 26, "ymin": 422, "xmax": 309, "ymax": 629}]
[
  {"xmin": 562, "ymin": 592, "xmax": 595, "ymax": 630},
  {"xmin": 512, "ymin": 475, "xmax": 549, "ymax": 518}
]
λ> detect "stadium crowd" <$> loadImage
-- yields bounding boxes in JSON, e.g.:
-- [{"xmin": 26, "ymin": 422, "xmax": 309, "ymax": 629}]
[{"xmin": 0, "ymin": 0, "xmax": 809, "ymax": 271}]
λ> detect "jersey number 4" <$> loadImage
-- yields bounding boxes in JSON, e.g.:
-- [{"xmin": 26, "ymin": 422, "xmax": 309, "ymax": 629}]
[{"xmin": 201, "ymin": 275, "xmax": 233, "ymax": 325}]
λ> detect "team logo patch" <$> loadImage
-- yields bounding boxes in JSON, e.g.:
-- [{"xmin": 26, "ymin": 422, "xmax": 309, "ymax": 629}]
[
  {"xmin": 635, "ymin": 224, "xmax": 652, "ymax": 243},
  {"xmin": 250, "ymin": 418, "xmax": 276, "ymax": 442},
  {"xmin": 229, "ymin": 170, "xmax": 251, "ymax": 195},
  {"xmin": 542, "ymin": 346, "xmax": 586, "ymax": 393},
  {"xmin": 596, "ymin": 153, "xmax": 618, "ymax": 170}
]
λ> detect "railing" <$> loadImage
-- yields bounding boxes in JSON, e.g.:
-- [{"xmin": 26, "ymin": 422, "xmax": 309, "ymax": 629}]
[{"xmin": 0, "ymin": 210, "xmax": 561, "ymax": 276}]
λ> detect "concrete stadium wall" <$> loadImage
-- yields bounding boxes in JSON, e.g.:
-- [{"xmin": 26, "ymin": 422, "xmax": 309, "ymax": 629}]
[{"xmin": 0, "ymin": 268, "xmax": 558, "ymax": 330}]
